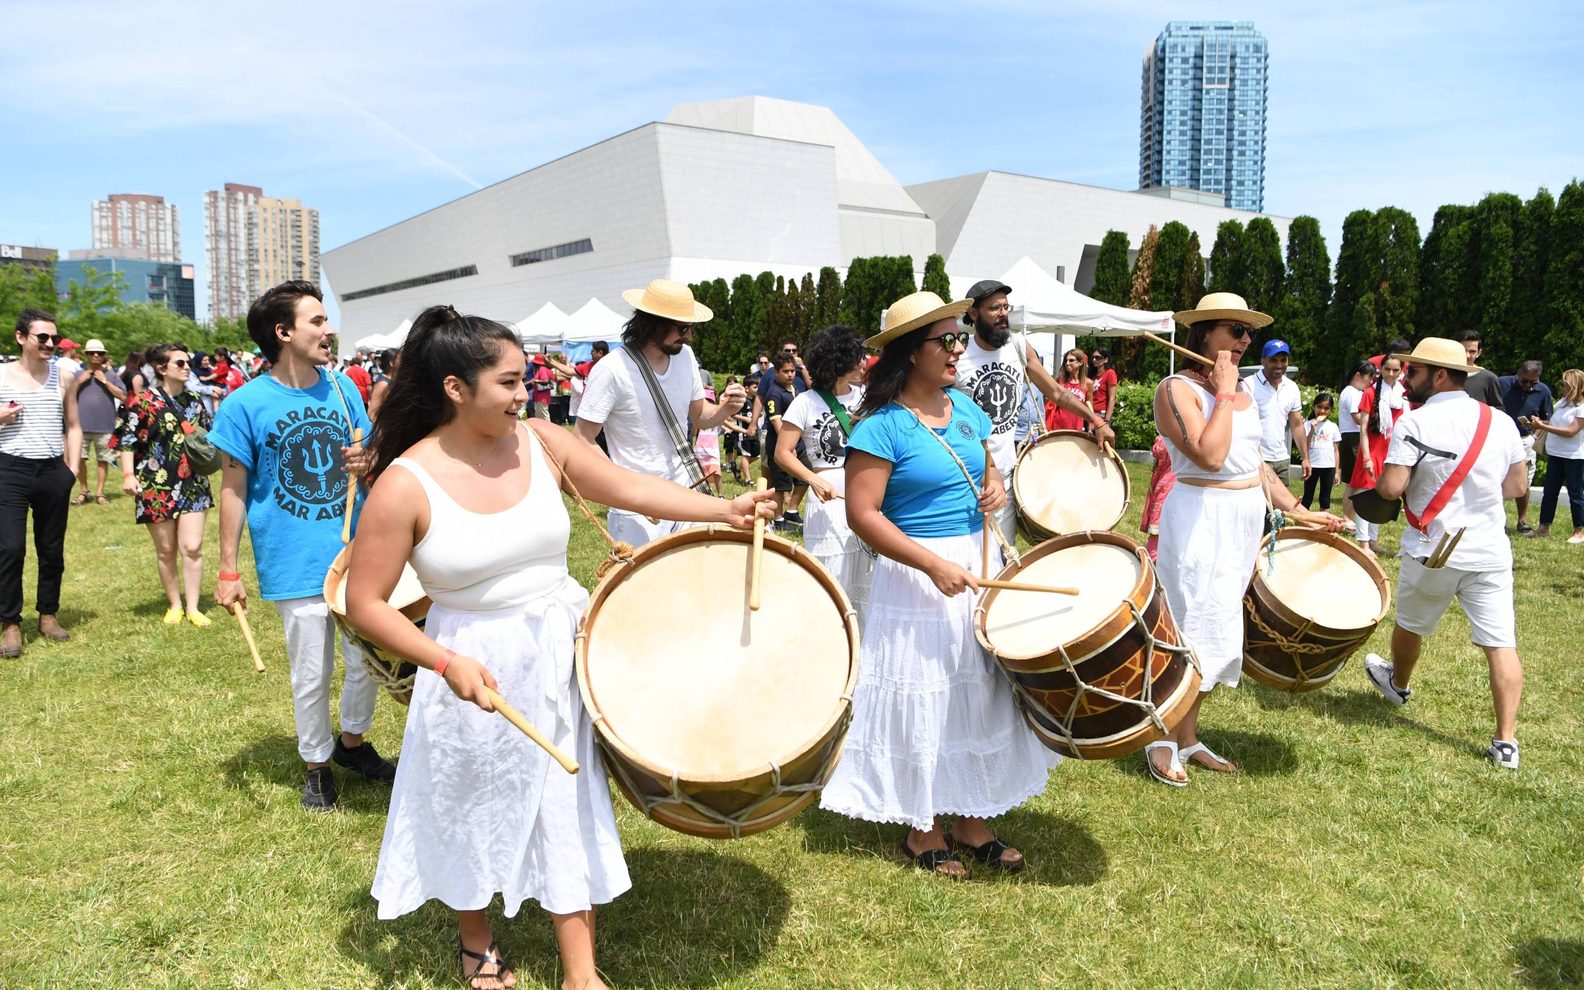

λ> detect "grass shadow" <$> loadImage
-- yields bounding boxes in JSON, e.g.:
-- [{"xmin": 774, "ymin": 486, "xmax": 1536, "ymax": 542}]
[
  {"xmin": 791, "ymin": 803, "xmax": 1107, "ymax": 887},
  {"xmin": 1272, "ymin": 685, "xmax": 1486, "ymax": 759},
  {"xmin": 334, "ymin": 847, "xmax": 789, "ymax": 990},
  {"xmin": 1512, "ymin": 938, "xmax": 1584, "ymax": 989},
  {"xmin": 49, "ymin": 605, "xmax": 98, "ymax": 628},
  {"xmin": 1108, "ymin": 728, "xmax": 1298, "ymax": 782},
  {"xmin": 221, "ymin": 733, "xmax": 397, "ymax": 815}
]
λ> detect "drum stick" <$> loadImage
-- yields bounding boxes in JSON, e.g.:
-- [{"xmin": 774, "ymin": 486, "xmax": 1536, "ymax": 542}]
[
  {"xmin": 342, "ymin": 427, "xmax": 363, "ymax": 544},
  {"xmin": 982, "ymin": 449, "xmax": 993, "ymax": 579},
  {"xmin": 487, "ymin": 689, "xmax": 579, "ymax": 774},
  {"xmin": 1424, "ymin": 531, "xmax": 1451, "ymax": 568},
  {"xmin": 750, "ymin": 476, "xmax": 767, "ymax": 611},
  {"xmin": 1142, "ymin": 332, "xmax": 1214, "ymax": 368},
  {"xmin": 978, "ymin": 578, "xmax": 1081, "ymax": 596},
  {"xmin": 1439, "ymin": 527, "xmax": 1466, "ymax": 565},
  {"xmin": 231, "ymin": 605, "xmax": 265, "ymax": 674}
]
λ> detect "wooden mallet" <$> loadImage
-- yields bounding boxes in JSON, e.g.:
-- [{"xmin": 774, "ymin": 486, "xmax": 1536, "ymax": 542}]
[
  {"xmin": 231, "ymin": 604, "xmax": 265, "ymax": 673},
  {"xmin": 982, "ymin": 448, "xmax": 994, "ymax": 579},
  {"xmin": 1142, "ymin": 331, "xmax": 1214, "ymax": 368},
  {"xmin": 342, "ymin": 427, "xmax": 363, "ymax": 544},
  {"xmin": 487, "ymin": 689, "xmax": 579, "ymax": 774},
  {"xmin": 978, "ymin": 578, "xmax": 1082, "ymax": 596},
  {"xmin": 749, "ymin": 476, "xmax": 767, "ymax": 611}
]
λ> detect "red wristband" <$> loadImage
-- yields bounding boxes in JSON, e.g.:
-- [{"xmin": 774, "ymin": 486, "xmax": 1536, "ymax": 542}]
[
  {"xmin": 1215, "ymin": 393, "xmax": 1236, "ymax": 401},
  {"xmin": 218, "ymin": 571, "xmax": 241, "ymax": 582},
  {"xmin": 434, "ymin": 648, "xmax": 455, "ymax": 676}
]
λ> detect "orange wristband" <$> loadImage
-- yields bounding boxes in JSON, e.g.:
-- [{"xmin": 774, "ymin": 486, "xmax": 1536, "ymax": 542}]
[
  {"xmin": 218, "ymin": 571, "xmax": 241, "ymax": 582},
  {"xmin": 1215, "ymin": 393, "xmax": 1236, "ymax": 401},
  {"xmin": 434, "ymin": 648, "xmax": 455, "ymax": 676}
]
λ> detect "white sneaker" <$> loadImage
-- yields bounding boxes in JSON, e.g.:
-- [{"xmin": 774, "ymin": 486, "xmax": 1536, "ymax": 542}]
[
  {"xmin": 1487, "ymin": 739, "xmax": 1520, "ymax": 769},
  {"xmin": 1364, "ymin": 653, "xmax": 1411, "ymax": 706}
]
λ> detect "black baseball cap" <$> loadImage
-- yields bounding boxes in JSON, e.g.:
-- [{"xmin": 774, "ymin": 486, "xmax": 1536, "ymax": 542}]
[{"xmin": 966, "ymin": 279, "xmax": 1012, "ymax": 303}]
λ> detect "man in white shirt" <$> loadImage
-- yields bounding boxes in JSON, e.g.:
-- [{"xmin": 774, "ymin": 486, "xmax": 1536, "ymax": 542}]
[
  {"xmin": 576, "ymin": 279, "xmax": 746, "ymax": 548},
  {"xmin": 1362, "ymin": 338, "xmax": 1528, "ymax": 769},
  {"xmin": 954, "ymin": 279, "xmax": 1115, "ymax": 549},
  {"xmin": 1247, "ymin": 339, "xmax": 1309, "ymax": 488}
]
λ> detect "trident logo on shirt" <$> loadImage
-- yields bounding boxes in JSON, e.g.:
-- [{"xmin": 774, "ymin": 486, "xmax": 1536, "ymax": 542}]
[{"xmin": 302, "ymin": 440, "xmax": 335, "ymax": 495}]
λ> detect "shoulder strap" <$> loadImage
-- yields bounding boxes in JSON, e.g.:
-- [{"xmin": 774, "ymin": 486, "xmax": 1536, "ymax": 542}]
[
  {"xmin": 324, "ymin": 369, "xmax": 355, "ymax": 443},
  {"xmin": 623, "ymin": 348, "xmax": 709, "ymax": 492},
  {"xmin": 815, "ymin": 389, "xmax": 853, "ymax": 438},
  {"xmin": 1404, "ymin": 403, "xmax": 1492, "ymax": 533}
]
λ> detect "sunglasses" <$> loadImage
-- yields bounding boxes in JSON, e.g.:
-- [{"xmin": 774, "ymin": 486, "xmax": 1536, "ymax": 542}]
[
  {"xmin": 168, "ymin": 359, "xmax": 190, "ymax": 368},
  {"xmin": 1225, "ymin": 324, "xmax": 1253, "ymax": 340},
  {"xmin": 666, "ymin": 322, "xmax": 694, "ymax": 337},
  {"xmin": 925, "ymin": 332, "xmax": 973, "ymax": 351},
  {"xmin": 28, "ymin": 333, "xmax": 60, "ymax": 345}
]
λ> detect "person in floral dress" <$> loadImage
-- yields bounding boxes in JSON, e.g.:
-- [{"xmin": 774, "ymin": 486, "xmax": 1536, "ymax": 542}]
[{"xmin": 112, "ymin": 343, "xmax": 215, "ymax": 627}]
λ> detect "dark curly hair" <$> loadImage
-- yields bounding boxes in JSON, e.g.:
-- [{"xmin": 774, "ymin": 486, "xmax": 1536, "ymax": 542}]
[
  {"xmin": 858, "ymin": 326, "xmax": 931, "ymax": 417},
  {"xmin": 804, "ymin": 324, "xmax": 867, "ymax": 392}
]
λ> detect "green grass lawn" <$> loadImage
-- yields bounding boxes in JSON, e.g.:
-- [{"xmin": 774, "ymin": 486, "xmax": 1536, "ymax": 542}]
[{"xmin": 2, "ymin": 459, "xmax": 1582, "ymax": 989}]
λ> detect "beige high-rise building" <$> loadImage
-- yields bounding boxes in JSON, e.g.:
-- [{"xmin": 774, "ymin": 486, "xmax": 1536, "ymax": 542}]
[
  {"xmin": 204, "ymin": 183, "xmax": 320, "ymax": 321},
  {"xmin": 91, "ymin": 193, "xmax": 181, "ymax": 262}
]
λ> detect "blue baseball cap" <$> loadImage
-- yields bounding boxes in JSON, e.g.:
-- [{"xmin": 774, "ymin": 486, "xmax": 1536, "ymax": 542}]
[{"xmin": 1261, "ymin": 339, "xmax": 1291, "ymax": 359}]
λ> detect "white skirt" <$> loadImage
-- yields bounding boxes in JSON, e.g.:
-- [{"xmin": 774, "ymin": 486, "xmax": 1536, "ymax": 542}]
[
  {"xmin": 1156, "ymin": 484, "xmax": 1264, "ymax": 690},
  {"xmin": 372, "ymin": 578, "xmax": 631, "ymax": 919},
  {"xmin": 820, "ymin": 531, "xmax": 1059, "ymax": 830},
  {"xmin": 802, "ymin": 471, "xmax": 873, "ymax": 621}
]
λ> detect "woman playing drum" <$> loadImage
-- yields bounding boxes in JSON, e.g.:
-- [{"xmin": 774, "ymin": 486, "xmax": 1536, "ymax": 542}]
[
  {"xmin": 345, "ymin": 306, "xmax": 773, "ymax": 990},
  {"xmin": 773, "ymin": 324, "xmax": 871, "ymax": 616},
  {"xmin": 1148, "ymin": 293, "xmax": 1342, "ymax": 786},
  {"xmin": 820, "ymin": 291, "xmax": 1057, "ymax": 878}
]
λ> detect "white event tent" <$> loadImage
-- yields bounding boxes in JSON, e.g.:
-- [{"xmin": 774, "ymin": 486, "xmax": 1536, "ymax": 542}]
[
  {"xmin": 998, "ymin": 256, "xmax": 1175, "ymax": 366},
  {"xmin": 513, "ymin": 301, "xmax": 570, "ymax": 345},
  {"xmin": 347, "ymin": 316, "xmax": 412, "ymax": 355},
  {"xmin": 562, "ymin": 298, "xmax": 626, "ymax": 343}
]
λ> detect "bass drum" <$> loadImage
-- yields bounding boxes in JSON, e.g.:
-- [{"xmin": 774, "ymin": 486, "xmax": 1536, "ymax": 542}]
[
  {"xmin": 975, "ymin": 531, "xmax": 1199, "ymax": 760},
  {"xmin": 576, "ymin": 526, "xmax": 860, "ymax": 839},
  {"xmin": 324, "ymin": 542, "xmax": 431, "ymax": 705},
  {"xmin": 1013, "ymin": 430, "xmax": 1130, "ymax": 540},
  {"xmin": 1242, "ymin": 528, "xmax": 1390, "ymax": 692}
]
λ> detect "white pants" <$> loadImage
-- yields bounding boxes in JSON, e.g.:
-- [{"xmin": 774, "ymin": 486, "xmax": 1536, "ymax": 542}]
[
  {"xmin": 606, "ymin": 510, "xmax": 688, "ymax": 550},
  {"xmin": 273, "ymin": 595, "xmax": 379, "ymax": 764},
  {"xmin": 1394, "ymin": 557, "xmax": 1516, "ymax": 649}
]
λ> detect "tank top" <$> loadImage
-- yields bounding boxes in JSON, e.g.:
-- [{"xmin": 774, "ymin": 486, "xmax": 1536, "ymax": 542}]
[
  {"xmin": 0, "ymin": 362, "xmax": 64, "ymax": 458},
  {"xmin": 1159, "ymin": 373, "xmax": 1263, "ymax": 482},
  {"xmin": 393, "ymin": 426, "xmax": 571, "ymax": 611}
]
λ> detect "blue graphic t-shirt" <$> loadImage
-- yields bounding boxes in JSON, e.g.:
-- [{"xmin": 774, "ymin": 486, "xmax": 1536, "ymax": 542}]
[
  {"xmin": 846, "ymin": 389, "xmax": 990, "ymax": 538},
  {"xmin": 209, "ymin": 369, "xmax": 371, "ymax": 600}
]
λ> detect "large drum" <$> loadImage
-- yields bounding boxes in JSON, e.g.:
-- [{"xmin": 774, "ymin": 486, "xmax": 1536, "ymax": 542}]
[
  {"xmin": 576, "ymin": 526, "xmax": 860, "ymax": 839},
  {"xmin": 1013, "ymin": 430, "xmax": 1130, "ymax": 540},
  {"xmin": 324, "ymin": 542, "xmax": 432, "ymax": 705},
  {"xmin": 974, "ymin": 531, "xmax": 1199, "ymax": 759},
  {"xmin": 1242, "ymin": 528, "xmax": 1390, "ymax": 692}
]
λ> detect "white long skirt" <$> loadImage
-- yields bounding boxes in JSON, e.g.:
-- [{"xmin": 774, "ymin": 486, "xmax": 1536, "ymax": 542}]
[
  {"xmin": 372, "ymin": 579, "xmax": 631, "ymax": 919},
  {"xmin": 1156, "ymin": 484, "xmax": 1264, "ymax": 691},
  {"xmin": 802, "ymin": 471, "xmax": 873, "ymax": 620},
  {"xmin": 820, "ymin": 532, "xmax": 1058, "ymax": 830}
]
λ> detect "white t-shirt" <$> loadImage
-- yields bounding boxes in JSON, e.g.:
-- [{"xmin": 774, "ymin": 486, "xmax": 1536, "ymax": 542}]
[
  {"xmin": 1386, "ymin": 391, "xmax": 1524, "ymax": 572},
  {"xmin": 1247, "ymin": 372, "xmax": 1302, "ymax": 461},
  {"xmin": 1306, "ymin": 419, "xmax": 1341, "ymax": 469},
  {"xmin": 781, "ymin": 386, "xmax": 864, "ymax": 470},
  {"xmin": 1547, "ymin": 399, "xmax": 1584, "ymax": 459},
  {"xmin": 953, "ymin": 332, "xmax": 1029, "ymax": 479},
  {"xmin": 1338, "ymin": 385, "xmax": 1363, "ymax": 435},
  {"xmin": 578, "ymin": 345, "xmax": 705, "ymax": 486}
]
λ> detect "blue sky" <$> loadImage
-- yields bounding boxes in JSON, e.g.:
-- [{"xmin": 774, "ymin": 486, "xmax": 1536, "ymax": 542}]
[{"xmin": 2, "ymin": 0, "xmax": 1580, "ymax": 326}]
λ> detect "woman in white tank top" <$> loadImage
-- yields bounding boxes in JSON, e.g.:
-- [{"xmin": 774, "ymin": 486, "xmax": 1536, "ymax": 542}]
[
  {"xmin": 1149, "ymin": 294, "xmax": 1344, "ymax": 787},
  {"xmin": 344, "ymin": 306, "xmax": 773, "ymax": 990}
]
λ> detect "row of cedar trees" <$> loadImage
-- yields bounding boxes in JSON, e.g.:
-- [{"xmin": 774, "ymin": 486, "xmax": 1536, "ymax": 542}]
[{"xmin": 689, "ymin": 179, "xmax": 1584, "ymax": 390}]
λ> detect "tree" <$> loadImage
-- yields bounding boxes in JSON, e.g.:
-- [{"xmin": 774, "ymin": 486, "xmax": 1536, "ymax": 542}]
[
  {"xmin": 798, "ymin": 272, "xmax": 816, "ymax": 338},
  {"xmin": 1274, "ymin": 216, "xmax": 1331, "ymax": 374},
  {"xmin": 58, "ymin": 263, "xmax": 130, "ymax": 346},
  {"xmin": 837, "ymin": 257, "xmax": 869, "ymax": 330},
  {"xmin": 766, "ymin": 276, "xmax": 790, "ymax": 344},
  {"xmin": 1240, "ymin": 217, "xmax": 1286, "ymax": 316},
  {"xmin": 785, "ymin": 277, "xmax": 803, "ymax": 348},
  {"xmin": 922, "ymin": 253, "xmax": 951, "ymax": 301},
  {"xmin": 1510, "ymin": 188, "xmax": 1555, "ymax": 365},
  {"xmin": 1416, "ymin": 204, "xmax": 1475, "ymax": 337},
  {"xmin": 1090, "ymin": 231, "xmax": 1131, "ymax": 306},
  {"xmin": 884, "ymin": 255, "xmax": 917, "ymax": 306},
  {"xmin": 1181, "ymin": 231, "xmax": 1206, "ymax": 312},
  {"xmin": 1326, "ymin": 209, "xmax": 1380, "ymax": 388},
  {"xmin": 1540, "ymin": 179, "xmax": 1584, "ymax": 375},
  {"xmin": 1140, "ymin": 222, "xmax": 1193, "ymax": 380},
  {"xmin": 815, "ymin": 266, "xmax": 842, "ymax": 328},
  {"xmin": 1207, "ymin": 219, "xmax": 1246, "ymax": 294},
  {"xmin": 729, "ymin": 274, "xmax": 763, "ymax": 360},
  {"xmin": 1374, "ymin": 206, "xmax": 1421, "ymax": 344},
  {"xmin": 1467, "ymin": 193, "xmax": 1521, "ymax": 371},
  {"xmin": 0, "ymin": 263, "xmax": 62, "ymax": 354},
  {"xmin": 1117, "ymin": 225, "xmax": 1159, "ymax": 379}
]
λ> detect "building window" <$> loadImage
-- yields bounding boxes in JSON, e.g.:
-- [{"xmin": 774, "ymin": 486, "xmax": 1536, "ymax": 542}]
[
  {"xmin": 509, "ymin": 238, "xmax": 593, "ymax": 267},
  {"xmin": 342, "ymin": 264, "xmax": 479, "ymax": 301}
]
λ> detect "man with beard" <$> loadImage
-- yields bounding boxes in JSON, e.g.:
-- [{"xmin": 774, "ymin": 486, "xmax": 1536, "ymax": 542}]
[
  {"xmin": 954, "ymin": 280, "xmax": 1115, "ymax": 548},
  {"xmin": 1362, "ymin": 338, "xmax": 1528, "ymax": 769},
  {"xmin": 577, "ymin": 279, "xmax": 746, "ymax": 547}
]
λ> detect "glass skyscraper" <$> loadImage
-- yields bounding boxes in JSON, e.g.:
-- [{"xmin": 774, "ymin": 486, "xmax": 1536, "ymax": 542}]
[{"xmin": 1139, "ymin": 21, "xmax": 1268, "ymax": 212}]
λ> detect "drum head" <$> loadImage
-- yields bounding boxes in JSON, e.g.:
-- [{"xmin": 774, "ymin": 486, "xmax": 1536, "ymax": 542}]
[
  {"xmin": 982, "ymin": 540, "xmax": 1142, "ymax": 660},
  {"xmin": 1260, "ymin": 535, "xmax": 1387, "ymax": 631},
  {"xmin": 324, "ymin": 543, "xmax": 429, "ymax": 618},
  {"xmin": 1014, "ymin": 432, "xmax": 1128, "ymax": 535},
  {"xmin": 581, "ymin": 533, "xmax": 855, "ymax": 781}
]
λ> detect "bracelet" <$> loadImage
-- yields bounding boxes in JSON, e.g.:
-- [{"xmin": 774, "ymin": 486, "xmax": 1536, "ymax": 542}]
[
  {"xmin": 123, "ymin": 470, "xmax": 136, "ymax": 478},
  {"xmin": 218, "ymin": 571, "xmax": 241, "ymax": 582},
  {"xmin": 1215, "ymin": 393, "xmax": 1236, "ymax": 401},
  {"xmin": 434, "ymin": 648, "xmax": 455, "ymax": 676}
]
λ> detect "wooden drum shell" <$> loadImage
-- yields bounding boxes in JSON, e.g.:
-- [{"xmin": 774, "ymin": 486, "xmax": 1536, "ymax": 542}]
[
  {"xmin": 1012, "ymin": 430, "xmax": 1131, "ymax": 542},
  {"xmin": 975, "ymin": 531, "xmax": 1200, "ymax": 760},
  {"xmin": 324, "ymin": 543, "xmax": 432, "ymax": 706},
  {"xmin": 1242, "ymin": 528, "xmax": 1391, "ymax": 693}
]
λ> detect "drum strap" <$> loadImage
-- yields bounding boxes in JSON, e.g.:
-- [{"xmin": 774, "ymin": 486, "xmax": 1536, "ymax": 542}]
[
  {"xmin": 896, "ymin": 402, "xmax": 1021, "ymax": 565},
  {"xmin": 528, "ymin": 425, "xmax": 636, "ymax": 578},
  {"xmin": 1403, "ymin": 403, "xmax": 1491, "ymax": 533},
  {"xmin": 623, "ymin": 349, "xmax": 712, "ymax": 494},
  {"xmin": 815, "ymin": 389, "xmax": 854, "ymax": 438}
]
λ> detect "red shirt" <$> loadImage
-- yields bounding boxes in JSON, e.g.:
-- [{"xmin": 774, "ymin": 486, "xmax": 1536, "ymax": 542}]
[
  {"xmin": 345, "ymin": 364, "xmax": 372, "ymax": 403},
  {"xmin": 1090, "ymin": 368, "xmax": 1118, "ymax": 414},
  {"xmin": 1045, "ymin": 379, "xmax": 1092, "ymax": 432}
]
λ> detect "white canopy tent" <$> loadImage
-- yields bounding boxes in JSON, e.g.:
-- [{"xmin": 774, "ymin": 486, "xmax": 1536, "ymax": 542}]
[
  {"xmin": 513, "ymin": 301, "xmax": 570, "ymax": 345},
  {"xmin": 998, "ymin": 256, "xmax": 1175, "ymax": 366},
  {"xmin": 561, "ymin": 298, "xmax": 626, "ymax": 343},
  {"xmin": 348, "ymin": 316, "xmax": 412, "ymax": 355}
]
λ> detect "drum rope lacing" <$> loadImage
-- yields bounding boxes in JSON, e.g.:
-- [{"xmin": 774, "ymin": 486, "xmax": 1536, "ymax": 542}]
[
  {"xmin": 534, "ymin": 432, "xmax": 636, "ymax": 579},
  {"xmin": 590, "ymin": 706, "xmax": 853, "ymax": 840},
  {"xmin": 897, "ymin": 403, "xmax": 1022, "ymax": 565},
  {"xmin": 1242, "ymin": 597, "xmax": 1371, "ymax": 686},
  {"xmin": 354, "ymin": 630, "xmax": 418, "ymax": 701}
]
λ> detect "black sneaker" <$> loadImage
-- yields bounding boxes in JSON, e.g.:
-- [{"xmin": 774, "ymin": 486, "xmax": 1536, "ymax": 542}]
[
  {"xmin": 302, "ymin": 766, "xmax": 339, "ymax": 812},
  {"xmin": 333, "ymin": 736, "xmax": 397, "ymax": 784},
  {"xmin": 1516, "ymin": 521, "xmax": 1535, "ymax": 535},
  {"xmin": 782, "ymin": 509, "xmax": 803, "ymax": 525}
]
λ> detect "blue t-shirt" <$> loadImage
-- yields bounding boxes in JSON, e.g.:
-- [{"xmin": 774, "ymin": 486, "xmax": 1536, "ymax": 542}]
[
  {"xmin": 847, "ymin": 390, "xmax": 990, "ymax": 538},
  {"xmin": 209, "ymin": 369, "xmax": 371, "ymax": 600}
]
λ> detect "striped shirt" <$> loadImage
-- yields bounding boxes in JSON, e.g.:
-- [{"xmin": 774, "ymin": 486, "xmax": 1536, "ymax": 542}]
[{"xmin": 0, "ymin": 362, "xmax": 65, "ymax": 459}]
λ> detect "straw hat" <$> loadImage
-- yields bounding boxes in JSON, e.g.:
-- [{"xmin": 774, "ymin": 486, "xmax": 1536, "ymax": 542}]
[
  {"xmin": 1173, "ymin": 291, "xmax": 1273, "ymax": 330},
  {"xmin": 621, "ymin": 279, "xmax": 713, "ymax": 323},
  {"xmin": 1393, "ymin": 337, "xmax": 1481, "ymax": 372},
  {"xmin": 866, "ymin": 291, "xmax": 971, "ymax": 348},
  {"xmin": 83, "ymin": 339, "xmax": 107, "ymax": 354}
]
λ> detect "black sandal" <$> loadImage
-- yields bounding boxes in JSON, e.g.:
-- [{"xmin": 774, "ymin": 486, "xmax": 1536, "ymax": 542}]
[
  {"xmin": 901, "ymin": 836, "xmax": 966, "ymax": 878},
  {"xmin": 459, "ymin": 937, "xmax": 513, "ymax": 989},
  {"xmin": 949, "ymin": 835, "xmax": 1025, "ymax": 873}
]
